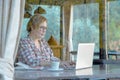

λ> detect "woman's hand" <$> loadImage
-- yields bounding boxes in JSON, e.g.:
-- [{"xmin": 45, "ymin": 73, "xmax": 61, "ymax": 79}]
[
  {"xmin": 60, "ymin": 61, "xmax": 76, "ymax": 69},
  {"xmin": 40, "ymin": 61, "xmax": 51, "ymax": 66}
]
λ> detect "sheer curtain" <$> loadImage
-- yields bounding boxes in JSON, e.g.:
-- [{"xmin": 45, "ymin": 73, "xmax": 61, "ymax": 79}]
[{"xmin": 0, "ymin": 0, "xmax": 25, "ymax": 80}]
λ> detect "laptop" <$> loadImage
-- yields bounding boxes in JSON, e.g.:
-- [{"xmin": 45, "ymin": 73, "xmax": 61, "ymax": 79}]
[
  {"xmin": 75, "ymin": 43, "xmax": 95, "ymax": 69},
  {"xmin": 65, "ymin": 43, "xmax": 95, "ymax": 70}
]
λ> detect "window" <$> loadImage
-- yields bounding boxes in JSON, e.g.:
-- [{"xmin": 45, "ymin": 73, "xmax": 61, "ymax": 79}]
[
  {"xmin": 107, "ymin": 1, "xmax": 120, "ymax": 52},
  {"xmin": 107, "ymin": 1, "xmax": 120, "ymax": 60},
  {"xmin": 21, "ymin": 5, "xmax": 60, "ymax": 43},
  {"xmin": 72, "ymin": 3, "xmax": 99, "ymax": 59}
]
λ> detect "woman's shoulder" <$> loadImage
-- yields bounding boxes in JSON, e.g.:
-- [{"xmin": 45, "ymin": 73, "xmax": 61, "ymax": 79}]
[
  {"xmin": 18, "ymin": 37, "xmax": 33, "ymax": 49},
  {"xmin": 19, "ymin": 36, "xmax": 31, "ymax": 44}
]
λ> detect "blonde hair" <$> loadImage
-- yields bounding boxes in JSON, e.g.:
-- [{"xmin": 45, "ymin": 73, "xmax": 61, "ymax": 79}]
[{"xmin": 27, "ymin": 14, "xmax": 47, "ymax": 32}]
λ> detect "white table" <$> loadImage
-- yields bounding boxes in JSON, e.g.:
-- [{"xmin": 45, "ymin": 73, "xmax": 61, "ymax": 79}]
[{"xmin": 14, "ymin": 64, "xmax": 120, "ymax": 80}]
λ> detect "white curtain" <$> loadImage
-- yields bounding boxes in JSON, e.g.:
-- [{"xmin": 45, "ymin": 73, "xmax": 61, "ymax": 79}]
[{"xmin": 0, "ymin": 0, "xmax": 25, "ymax": 80}]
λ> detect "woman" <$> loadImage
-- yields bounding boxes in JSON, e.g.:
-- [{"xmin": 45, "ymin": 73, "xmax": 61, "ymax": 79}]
[{"xmin": 17, "ymin": 14, "xmax": 59, "ymax": 68}]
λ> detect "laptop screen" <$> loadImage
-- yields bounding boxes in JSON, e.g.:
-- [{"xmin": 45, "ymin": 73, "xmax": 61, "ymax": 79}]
[{"xmin": 75, "ymin": 43, "xmax": 95, "ymax": 69}]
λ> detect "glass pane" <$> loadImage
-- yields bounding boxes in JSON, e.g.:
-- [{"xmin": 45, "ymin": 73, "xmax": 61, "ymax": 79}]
[
  {"xmin": 72, "ymin": 3, "xmax": 99, "ymax": 59},
  {"xmin": 40, "ymin": 5, "xmax": 60, "ymax": 43},
  {"xmin": 21, "ymin": 5, "xmax": 60, "ymax": 43},
  {"xmin": 107, "ymin": 1, "xmax": 120, "ymax": 59}
]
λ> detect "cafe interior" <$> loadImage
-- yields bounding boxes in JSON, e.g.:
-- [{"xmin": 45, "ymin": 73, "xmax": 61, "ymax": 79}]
[
  {"xmin": 22, "ymin": 0, "xmax": 120, "ymax": 61},
  {"xmin": 1, "ymin": 0, "xmax": 120, "ymax": 80}
]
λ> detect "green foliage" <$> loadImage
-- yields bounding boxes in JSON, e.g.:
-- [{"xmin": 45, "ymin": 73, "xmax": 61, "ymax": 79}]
[
  {"xmin": 107, "ymin": 1, "xmax": 120, "ymax": 51},
  {"xmin": 72, "ymin": 3, "xmax": 99, "ymax": 52}
]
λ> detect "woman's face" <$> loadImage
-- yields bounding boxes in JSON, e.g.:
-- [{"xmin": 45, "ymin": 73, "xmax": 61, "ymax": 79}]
[{"xmin": 31, "ymin": 21, "xmax": 47, "ymax": 39}]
